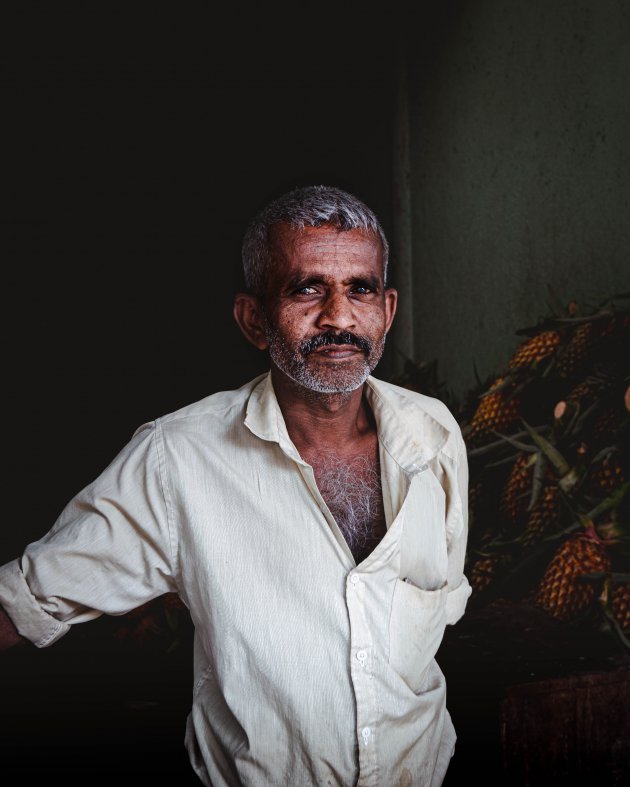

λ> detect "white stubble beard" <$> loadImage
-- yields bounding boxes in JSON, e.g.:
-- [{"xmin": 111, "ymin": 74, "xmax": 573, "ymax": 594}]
[{"xmin": 264, "ymin": 323, "xmax": 387, "ymax": 394}]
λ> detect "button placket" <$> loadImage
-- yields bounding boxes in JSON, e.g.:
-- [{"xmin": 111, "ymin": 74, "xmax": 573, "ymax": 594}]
[{"xmin": 346, "ymin": 570, "xmax": 380, "ymax": 785}]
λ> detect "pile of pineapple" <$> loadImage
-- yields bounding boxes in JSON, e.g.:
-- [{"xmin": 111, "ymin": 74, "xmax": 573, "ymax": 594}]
[{"xmin": 460, "ymin": 295, "xmax": 629, "ymax": 648}]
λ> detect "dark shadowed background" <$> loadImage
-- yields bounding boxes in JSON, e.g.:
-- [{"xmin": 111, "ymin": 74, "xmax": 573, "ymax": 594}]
[
  {"xmin": 2, "ymin": 2, "xmax": 629, "ymax": 784},
  {"xmin": 1, "ymin": 5, "xmax": 401, "ymax": 783},
  {"xmin": 2, "ymin": 6, "xmax": 400, "ymax": 556}
]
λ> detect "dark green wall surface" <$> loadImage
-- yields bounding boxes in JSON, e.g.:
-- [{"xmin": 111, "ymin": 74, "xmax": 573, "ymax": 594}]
[{"xmin": 394, "ymin": 0, "xmax": 630, "ymax": 403}]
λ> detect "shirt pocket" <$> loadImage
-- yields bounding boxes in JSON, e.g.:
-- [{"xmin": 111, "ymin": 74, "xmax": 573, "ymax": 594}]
[{"xmin": 388, "ymin": 578, "xmax": 448, "ymax": 694}]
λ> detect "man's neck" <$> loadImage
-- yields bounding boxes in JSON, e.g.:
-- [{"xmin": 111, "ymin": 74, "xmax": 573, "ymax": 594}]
[{"xmin": 270, "ymin": 366, "xmax": 376, "ymax": 456}]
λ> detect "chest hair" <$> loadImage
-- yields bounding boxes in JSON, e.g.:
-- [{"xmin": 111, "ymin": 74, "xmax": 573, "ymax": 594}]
[{"xmin": 311, "ymin": 451, "xmax": 387, "ymax": 564}]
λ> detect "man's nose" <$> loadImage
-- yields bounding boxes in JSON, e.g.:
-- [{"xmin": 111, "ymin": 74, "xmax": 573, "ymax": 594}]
[{"xmin": 316, "ymin": 290, "xmax": 356, "ymax": 332}]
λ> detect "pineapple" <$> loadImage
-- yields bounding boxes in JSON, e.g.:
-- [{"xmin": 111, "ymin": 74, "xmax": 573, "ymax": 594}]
[
  {"xmin": 556, "ymin": 310, "xmax": 630, "ymax": 380},
  {"xmin": 597, "ymin": 310, "xmax": 630, "ymax": 341},
  {"xmin": 554, "ymin": 322, "xmax": 596, "ymax": 381},
  {"xmin": 469, "ymin": 553, "xmax": 509, "ymax": 596},
  {"xmin": 582, "ymin": 454, "xmax": 626, "ymax": 500},
  {"xmin": 534, "ymin": 533, "xmax": 611, "ymax": 621},
  {"xmin": 507, "ymin": 330, "xmax": 562, "ymax": 371},
  {"xmin": 554, "ymin": 370, "xmax": 626, "ymax": 453},
  {"xmin": 611, "ymin": 583, "xmax": 630, "ymax": 631},
  {"xmin": 501, "ymin": 452, "xmax": 535, "ymax": 526},
  {"xmin": 591, "ymin": 403, "xmax": 628, "ymax": 443},
  {"xmin": 520, "ymin": 484, "xmax": 562, "ymax": 548},
  {"xmin": 466, "ymin": 377, "xmax": 521, "ymax": 446},
  {"xmin": 565, "ymin": 369, "xmax": 617, "ymax": 412}
]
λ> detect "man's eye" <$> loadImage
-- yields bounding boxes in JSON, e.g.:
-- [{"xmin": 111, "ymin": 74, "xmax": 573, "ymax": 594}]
[
  {"xmin": 294, "ymin": 286, "xmax": 317, "ymax": 295},
  {"xmin": 352, "ymin": 286, "xmax": 372, "ymax": 295}
]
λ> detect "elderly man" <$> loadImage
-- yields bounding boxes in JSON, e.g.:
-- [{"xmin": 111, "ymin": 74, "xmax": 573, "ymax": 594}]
[{"xmin": 0, "ymin": 186, "xmax": 471, "ymax": 786}]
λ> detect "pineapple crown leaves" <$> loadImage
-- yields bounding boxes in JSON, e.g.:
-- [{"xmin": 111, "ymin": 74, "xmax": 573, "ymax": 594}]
[
  {"xmin": 507, "ymin": 482, "xmax": 578, "ymax": 549},
  {"xmin": 471, "ymin": 358, "xmax": 498, "ymax": 391},
  {"xmin": 519, "ymin": 420, "xmax": 591, "ymax": 497},
  {"xmin": 595, "ymin": 480, "xmax": 629, "ymax": 519},
  {"xmin": 590, "ymin": 444, "xmax": 621, "ymax": 465},
  {"xmin": 545, "ymin": 282, "xmax": 568, "ymax": 318},
  {"xmin": 513, "ymin": 283, "xmax": 568, "ymax": 332},
  {"xmin": 577, "ymin": 571, "xmax": 630, "ymax": 583},
  {"xmin": 611, "ymin": 571, "xmax": 630, "ymax": 582},
  {"xmin": 598, "ymin": 514, "xmax": 630, "ymax": 545},
  {"xmin": 547, "ymin": 311, "xmax": 615, "ymax": 329},
  {"xmin": 513, "ymin": 295, "xmax": 629, "ymax": 344},
  {"xmin": 523, "ymin": 303, "xmax": 623, "ymax": 332},
  {"xmin": 478, "ymin": 530, "xmax": 527, "ymax": 550},
  {"xmin": 488, "ymin": 431, "xmax": 538, "ymax": 453},
  {"xmin": 555, "ymin": 392, "xmax": 606, "ymax": 440},
  {"xmin": 595, "ymin": 290, "xmax": 630, "ymax": 308},
  {"xmin": 466, "ymin": 424, "xmax": 553, "ymax": 460},
  {"xmin": 483, "ymin": 450, "xmax": 532, "ymax": 470},
  {"xmin": 490, "ymin": 449, "xmax": 552, "ymax": 518},
  {"xmin": 574, "ymin": 571, "xmax": 609, "ymax": 584},
  {"xmin": 545, "ymin": 481, "xmax": 630, "ymax": 544},
  {"xmin": 521, "ymin": 419, "xmax": 572, "ymax": 478},
  {"xmin": 527, "ymin": 451, "xmax": 550, "ymax": 512},
  {"xmin": 477, "ymin": 376, "xmax": 522, "ymax": 401},
  {"xmin": 389, "ymin": 352, "xmax": 458, "ymax": 410}
]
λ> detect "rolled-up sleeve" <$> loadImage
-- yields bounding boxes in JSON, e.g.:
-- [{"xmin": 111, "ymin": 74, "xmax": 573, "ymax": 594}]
[
  {"xmin": 444, "ymin": 440, "xmax": 472, "ymax": 626},
  {"xmin": 0, "ymin": 421, "xmax": 176, "ymax": 647}
]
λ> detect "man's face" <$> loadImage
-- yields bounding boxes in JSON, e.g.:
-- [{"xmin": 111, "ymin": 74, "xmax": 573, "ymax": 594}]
[{"xmin": 260, "ymin": 223, "xmax": 397, "ymax": 394}]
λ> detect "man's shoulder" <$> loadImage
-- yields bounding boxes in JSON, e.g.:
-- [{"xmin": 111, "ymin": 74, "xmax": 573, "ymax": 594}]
[
  {"xmin": 139, "ymin": 374, "xmax": 267, "ymax": 433},
  {"xmin": 369, "ymin": 376, "xmax": 459, "ymax": 429},
  {"xmin": 367, "ymin": 377, "xmax": 464, "ymax": 459}
]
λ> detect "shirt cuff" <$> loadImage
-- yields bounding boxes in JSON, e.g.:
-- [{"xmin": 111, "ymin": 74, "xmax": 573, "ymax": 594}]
[
  {"xmin": 0, "ymin": 559, "xmax": 70, "ymax": 647},
  {"xmin": 445, "ymin": 576, "xmax": 472, "ymax": 626}
]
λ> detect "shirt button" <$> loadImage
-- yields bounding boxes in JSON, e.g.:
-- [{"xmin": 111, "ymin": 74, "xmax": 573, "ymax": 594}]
[
  {"xmin": 350, "ymin": 575, "xmax": 361, "ymax": 585},
  {"xmin": 356, "ymin": 649, "xmax": 367, "ymax": 665},
  {"xmin": 361, "ymin": 726, "xmax": 371, "ymax": 745}
]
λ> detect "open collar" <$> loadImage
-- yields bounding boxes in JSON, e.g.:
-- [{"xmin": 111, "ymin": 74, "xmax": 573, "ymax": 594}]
[{"xmin": 244, "ymin": 372, "xmax": 452, "ymax": 472}]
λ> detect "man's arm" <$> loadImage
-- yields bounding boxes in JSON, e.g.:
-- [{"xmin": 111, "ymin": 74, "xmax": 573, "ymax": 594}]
[
  {"xmin": 0, "ymin": 604, "xmax": 27, "ymax": 651},
  {"xmin": 445, "ymin": 438, "xmax": 472, "ymax": 625},
  {"xmin": 0, "ymin": 421, "xmax": 177, "ymax": 650}
]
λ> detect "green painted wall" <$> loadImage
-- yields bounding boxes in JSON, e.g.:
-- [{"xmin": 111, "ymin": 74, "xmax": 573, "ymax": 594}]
[{"xmin": 393, "ymin": 0, "xmax": 630, "ymax": 405}]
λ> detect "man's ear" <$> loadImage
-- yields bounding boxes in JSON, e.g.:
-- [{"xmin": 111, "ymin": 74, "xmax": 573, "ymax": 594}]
[
  {"xmin": 233, "ymin": 293, "xmax": 269, "ymax": 350},
  {"xmin": 384, "ymin": 287, "xmax": 398, "ymax": 334}
]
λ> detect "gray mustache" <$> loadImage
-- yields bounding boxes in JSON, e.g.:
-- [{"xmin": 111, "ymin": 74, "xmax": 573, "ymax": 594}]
[{"xmin": 300, "ymin": 332, "xmax": 372, "ymax": 356}]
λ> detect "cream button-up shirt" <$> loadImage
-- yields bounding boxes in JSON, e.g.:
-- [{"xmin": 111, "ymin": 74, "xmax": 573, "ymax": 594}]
[{"xmin": 0, "ymin": 372, "xmax": 471, "ymax": 787}]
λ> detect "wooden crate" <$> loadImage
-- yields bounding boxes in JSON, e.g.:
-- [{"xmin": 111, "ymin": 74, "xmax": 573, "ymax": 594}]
[{"xmin": 500, "ymin": 667, "xmax": 630, "ymax": 786}]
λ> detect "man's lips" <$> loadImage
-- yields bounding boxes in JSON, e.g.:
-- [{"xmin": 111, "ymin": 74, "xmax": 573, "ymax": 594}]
[{"xmin": 311, "ymin": 344, "xmax": 363, "ymax": 358}]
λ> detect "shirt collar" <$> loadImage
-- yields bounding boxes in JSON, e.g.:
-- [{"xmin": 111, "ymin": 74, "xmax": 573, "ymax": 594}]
[
  {"xmin": 244, "ymin": 372, "xmax": 306, "ymax": 465},
  {"xmin": 363, "ymin": 376, "xmax": 451, "ymax": 471},
  {"xmin": 244, "ymin": 371, "xmax": 451, "ymax": 473}
]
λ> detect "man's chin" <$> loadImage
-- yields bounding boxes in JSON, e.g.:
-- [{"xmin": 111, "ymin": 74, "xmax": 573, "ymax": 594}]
[
  {"xmin": 269, "ymin": 346, "xmax": 382, "ymax": 395},
  {"xmin": 303, "ymin": 381, "xmax": 365, "ymax": 395},
  {"xmin": 291, "ymin": 366, "xmax": 372, "ymax": 395}
]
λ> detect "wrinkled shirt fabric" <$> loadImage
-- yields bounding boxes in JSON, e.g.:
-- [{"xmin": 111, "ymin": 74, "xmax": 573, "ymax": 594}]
[{"xmin": 0, "ymin": 372, "xmax": 471, "ymax": 787}]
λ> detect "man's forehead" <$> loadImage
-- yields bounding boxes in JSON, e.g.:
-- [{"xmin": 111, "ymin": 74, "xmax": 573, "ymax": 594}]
[{"xmin": 268, "ymin": 222, "xmax": 383, "ymax": 266}]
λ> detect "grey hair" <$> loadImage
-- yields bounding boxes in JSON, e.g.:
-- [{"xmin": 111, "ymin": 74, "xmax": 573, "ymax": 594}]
[{"xmin": 241, "ymin": 185, "xmax": 389, "ymax": 296}]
